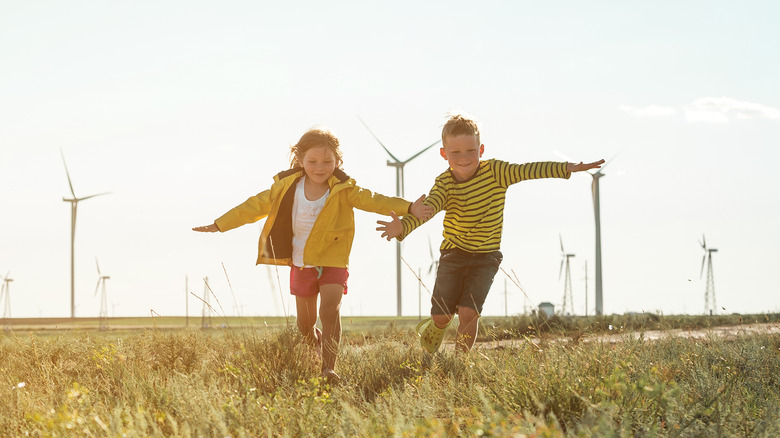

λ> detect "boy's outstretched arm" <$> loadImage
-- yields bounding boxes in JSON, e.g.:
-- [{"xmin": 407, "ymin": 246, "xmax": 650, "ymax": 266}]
[
  {"xmin": 193, "ymin": 223, "xmax": 219, "ymax": 232},
  {"xmin": 567, "ymin": 159, "xmax": 606, "ymax": 173},
  {"xmin": 376, "ymin": 212, "xmax": 402, "ymax": 241}
]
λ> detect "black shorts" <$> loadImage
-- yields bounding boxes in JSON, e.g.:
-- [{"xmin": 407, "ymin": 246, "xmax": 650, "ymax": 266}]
[{"xmin": 430, "ymin": 248, "xmax": 503, "ymax": 315}]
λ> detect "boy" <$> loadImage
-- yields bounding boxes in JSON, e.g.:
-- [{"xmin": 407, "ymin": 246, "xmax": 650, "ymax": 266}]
[{"xmin": 376, "ymin": 114, "xmax": 604, "ymax": 353}]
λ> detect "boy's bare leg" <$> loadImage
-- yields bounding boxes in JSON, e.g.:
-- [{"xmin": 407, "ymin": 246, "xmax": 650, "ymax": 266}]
[
  {"xmin": 432, "ymin": 313, "xmax": 454, "ymax": 329},
  {"xmin": 318, "ymin": 284, "xmax": 344, "ymax": 372},
  {"xmin": 455, "ymin": 306, "xmax": 480, "ymax": 353},
  {"xmin": 295, "ymin": 295, "xmax": 320, "ymax": 354}
]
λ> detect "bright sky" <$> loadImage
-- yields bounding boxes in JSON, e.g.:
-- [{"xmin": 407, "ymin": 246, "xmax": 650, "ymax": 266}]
[{"xmin": 2, "ymin": 1, "xmax": 779, "ymax": 319}]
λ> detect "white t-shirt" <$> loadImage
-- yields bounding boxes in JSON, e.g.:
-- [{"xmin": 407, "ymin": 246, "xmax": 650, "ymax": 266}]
[{"xmin": 291, "ymin": 176, "xmax": 329, "ymax": 267}]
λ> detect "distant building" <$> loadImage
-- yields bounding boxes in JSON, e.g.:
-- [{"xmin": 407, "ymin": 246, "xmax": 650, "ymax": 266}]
[{"xmin": 539, "ymin": 302, "xmax": 555, "ymax": 318}]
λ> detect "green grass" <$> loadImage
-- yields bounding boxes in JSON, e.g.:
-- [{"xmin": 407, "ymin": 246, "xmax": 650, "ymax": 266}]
[{"xmin": 1, "ymin": 318, "xmax": 779, "ymax": 436}]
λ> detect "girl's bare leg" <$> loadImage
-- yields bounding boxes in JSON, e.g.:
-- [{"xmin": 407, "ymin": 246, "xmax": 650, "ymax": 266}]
[
  {"xmin": 295, "ymin": 295, "xmax": 320, "ymax": 355},
  {"xmin": 318, "ymin": 284, "xmax": 344, "ymax": 373}
]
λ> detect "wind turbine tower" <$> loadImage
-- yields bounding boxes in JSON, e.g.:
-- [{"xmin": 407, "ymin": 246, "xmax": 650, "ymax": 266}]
[
  {"xmin": 61, "ymin": 150, "xmax": 110, "ymax": 318},
  {"xmin": 559, "ymin": 235, "xmax": 575, "ymax": 316},
  {"xmin": 699, "ymin": 235, "xmax": 718, "ymax": 315},
  {"xmin": 94, "ymin": 258, "xmax": 110, "ymax": 330},
  {"xmin": 359, "ymin": 117, "xmax": 440, "ymax": 316},
  {"xmin": 589, "ymin": 153, "xmax": 620, "ymax": 315},
  {"xmin": 2, "ymin": 273, "xmax": 12, "ymax": 331}
]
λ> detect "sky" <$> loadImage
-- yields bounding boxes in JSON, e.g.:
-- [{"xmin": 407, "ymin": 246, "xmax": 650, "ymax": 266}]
[{"xmin": 1, "ymin": 1, "xmax": 779, "ymax": 319}]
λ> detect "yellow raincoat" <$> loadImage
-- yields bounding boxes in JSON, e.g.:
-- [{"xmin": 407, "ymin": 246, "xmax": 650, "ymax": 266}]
[{"xmin": 214, "ymin": 167, "xmax": 411, "ymax": 268}]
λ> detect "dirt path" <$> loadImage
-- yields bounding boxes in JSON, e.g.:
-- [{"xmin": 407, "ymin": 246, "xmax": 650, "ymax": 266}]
[{"xmin": 473, "ymin": 323, "xmax": 780, "ymax": 350}]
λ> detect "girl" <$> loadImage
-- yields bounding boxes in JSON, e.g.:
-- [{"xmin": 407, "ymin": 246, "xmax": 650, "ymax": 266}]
[{"xmin": 193, "ymin": 127, "xmax": 432, "ymax": 382}]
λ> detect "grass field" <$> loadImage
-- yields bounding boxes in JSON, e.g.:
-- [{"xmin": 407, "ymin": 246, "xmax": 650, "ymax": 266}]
[
  {"xmin": 5, "ymin": 311, "xmax": 777, "ymax": 333},
  {"xmin": 1, "ymin": 314, "xmax": 779, "ymax": 436}
]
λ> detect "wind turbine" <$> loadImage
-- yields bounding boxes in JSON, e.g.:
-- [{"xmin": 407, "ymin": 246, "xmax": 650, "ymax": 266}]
[
  {"xmin": 359, "ymin": 117, "xmax": 440, "ymax": 316},
  {"xmin": 2, "ymin": 272, "xmax": 12, "ymax": 331},
  {"xmin": 427, "ymin": 235, "xmax": 440, "ymax": 276},
  {"xmin": 94, "ymin": 258, "xmax": 110, "ymax": 330},
  {"xmin": 699, "ymin": 235, "xmax": 718, "ymax": 315},
  {"xmin": 589, "ymin": 152, "xmax": 621, "ymax": 316},
  {"xmin": 418, "ymin": 235, "xmax": 440, "ymax": 321},
  {"xmin": 61, "ymin": 150, "xmax": 110, "ymax": 318},
  {"xmin": 558, "ymin": 235, "xmax": 575, "ymax": 316}
]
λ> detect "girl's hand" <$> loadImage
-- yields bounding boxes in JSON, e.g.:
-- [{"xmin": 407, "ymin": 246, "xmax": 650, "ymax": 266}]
[
  {"xmin": 376, "ymin": 212, "xmax": 402, "ymax": 241},
  {"xmin": 567, "ymin": 159, "xmax": 606, "ymax": 172},
  {"xmin": 409, "ymin": 195, "xmax": 434, "ymax": 221},
  {"xmin": 192, "ymin": 223, "xmax": 219, "ymax": 232}
]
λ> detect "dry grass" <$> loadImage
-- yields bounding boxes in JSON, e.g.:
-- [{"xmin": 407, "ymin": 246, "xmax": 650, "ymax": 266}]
[{"xmin": 1, "ymin": 319, "xmax": 779, "ymax": 436}]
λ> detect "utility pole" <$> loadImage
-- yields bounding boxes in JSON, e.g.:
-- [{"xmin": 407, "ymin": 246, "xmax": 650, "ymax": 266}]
[
  {"xmin": 584, "ymin": 261, "xmax": 589, "ymax": 317},
  {"xmin": 504, "ymin": 278, "xmax": 508, "ymax": 317},
  {"xmin": 185, "ymin": 276, "xmax": 189, "ymax": 328}
]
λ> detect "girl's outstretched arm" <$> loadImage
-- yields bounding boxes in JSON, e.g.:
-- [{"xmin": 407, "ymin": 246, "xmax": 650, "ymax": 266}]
[
  {"xmin": 567, "ymin": 159, "xmax": 606, "ymax": 172},
  {"xmin": 192, "ymin": 223, "xmax": 219, "ymax": 232},
  {"xmin": 409, "ymin": 194, "xmax": 434, "ymax": 221}
]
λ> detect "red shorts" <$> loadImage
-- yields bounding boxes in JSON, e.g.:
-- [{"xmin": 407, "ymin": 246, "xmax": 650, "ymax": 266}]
[{"xmin": 289, "ymin": 266, "xmax": 349, "ymax": 297}]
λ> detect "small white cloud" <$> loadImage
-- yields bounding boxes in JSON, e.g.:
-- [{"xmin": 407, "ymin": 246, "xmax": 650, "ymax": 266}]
[
  {"xmin": 684, "ymin": 97, "xmax": 780, "ymax": 123},
  {"xmin": 619, "ymin": 104, "xmax": 677, "ymax": 118}
]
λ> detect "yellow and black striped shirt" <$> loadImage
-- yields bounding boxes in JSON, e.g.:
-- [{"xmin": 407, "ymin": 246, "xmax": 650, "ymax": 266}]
[{"xmin": 399, "ymin": 159, "xmax": 570, "ymax": 253}]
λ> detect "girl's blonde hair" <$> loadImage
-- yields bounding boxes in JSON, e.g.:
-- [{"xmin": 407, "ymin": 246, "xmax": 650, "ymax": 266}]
[{"xmin": 290, "ymin": 127, "xmax": 344, "ymax": 169}]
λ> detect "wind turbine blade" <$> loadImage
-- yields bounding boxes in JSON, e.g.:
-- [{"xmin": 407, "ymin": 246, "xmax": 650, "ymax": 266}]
[
  {"xmin": 701, "ymin": 234, "xmax": 707, "ymax": 250},
  {"xmin": 597, "ymin": 147, "xmax": 625, "ymax": 174},
  {"xmin": 357, "ymin": 116, "xmax": 401, "ymax": 162},
  {"xmin": 553, "ymin": 150, "xmax": 573, "ymax": 162},
  {"xmin": 95, "ymin": 257, "xmax": 101, "ymax": 276},
  {"xmin": 94, "ymin": 278, "xmax": 101, "ymax": 297},
  {"xmin": 700, "ymin": 255, "xmax": 706, "ymax": 278},
  {"xmin": 403, "ymin": 139, "xmax": 441, "ymax": 163},
  {"xmin": 78, "ymin": 191, "xmax": 112, "ymax": 202},
  {"xmin": 559, "ymin": 259, "xmax": 564, "ymax": 280},
  {"xmin": 60, "ymin": 149, "xmax": 77, "ymax": 198},
  {"xmin": 427, "ymin": 237, "xmax": 435, "ymax": 274},
  {"xmin": 559, "ymin": 234, "xmax": 564, "ymax": 253}
]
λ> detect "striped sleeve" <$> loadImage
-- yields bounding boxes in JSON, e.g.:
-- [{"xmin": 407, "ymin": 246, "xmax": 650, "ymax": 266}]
[
  {"xmin": 495, "ymin": 160, "xmax": 571, "ymax": 187},
  {"xmin": 397, "ymin": 176, "xmax": 447, "ymax": 241}
]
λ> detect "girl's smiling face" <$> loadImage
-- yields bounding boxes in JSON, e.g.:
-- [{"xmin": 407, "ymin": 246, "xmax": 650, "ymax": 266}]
[
  {"xmin": 440, "ymin": 134, "xmax": 484, "ymax": 182},
  {"xmin": 301, "ymin": 145, "xmax": 337, "ymax": 185}
]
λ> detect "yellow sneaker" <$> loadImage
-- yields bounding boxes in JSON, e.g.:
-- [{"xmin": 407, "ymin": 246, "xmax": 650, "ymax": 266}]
[{"xmin": 416, "ymin": 318, "xmax": 449, "ymax": 353}]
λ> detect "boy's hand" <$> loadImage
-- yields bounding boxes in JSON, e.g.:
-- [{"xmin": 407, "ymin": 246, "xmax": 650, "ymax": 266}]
[
  {"xmin": 192, "ymin": 223, "xmax": 219, "ymax": 232},
  {"xmin": 409, "ymin": 194, "xmax": 434, "ymax": 221},
  {"xmin": 567, "ymin": 159, "xmax": 606, "ymax": 173},
  {"xmin": 376, "ymin": 212, "xmax": 402, "ymax": 241}
]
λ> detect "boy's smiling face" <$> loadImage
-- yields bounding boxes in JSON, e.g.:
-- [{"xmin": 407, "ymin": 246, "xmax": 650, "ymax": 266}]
[{"xmin": 441, "ymin": 134, "xmax": 484, "ymax": 182}]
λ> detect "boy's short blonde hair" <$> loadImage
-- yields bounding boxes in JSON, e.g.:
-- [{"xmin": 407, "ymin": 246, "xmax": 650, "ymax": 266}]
[
  {"xmin": 442, "ymin": 113, "xmax": 480, "ymax": 145},
  {"xmin": 290, "ymin": 127, "xmax": 344, "ymax": 169}
]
